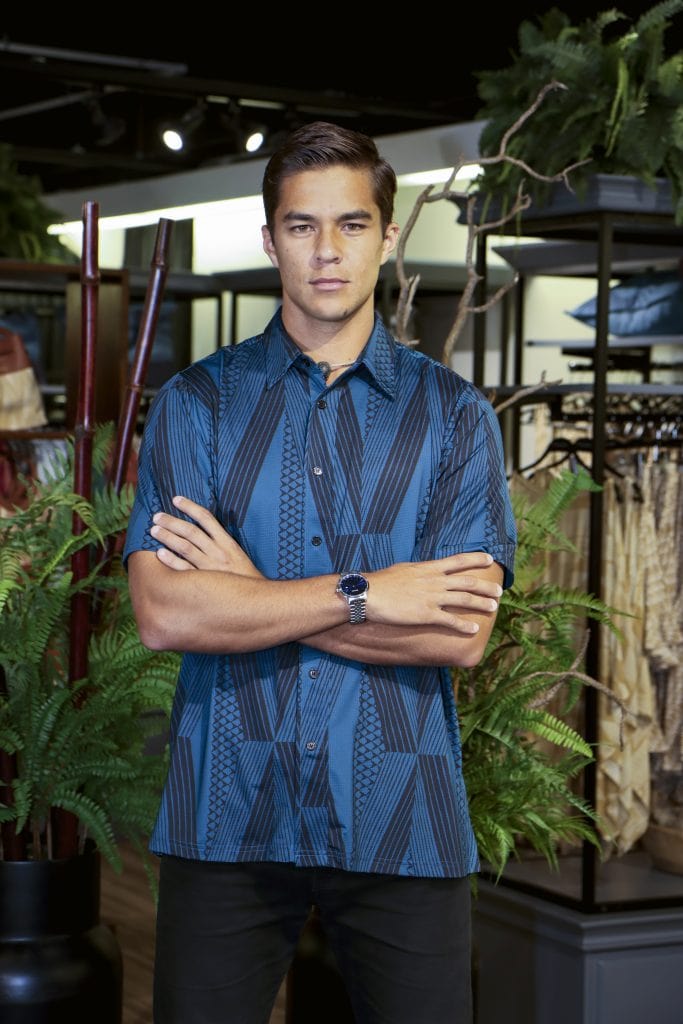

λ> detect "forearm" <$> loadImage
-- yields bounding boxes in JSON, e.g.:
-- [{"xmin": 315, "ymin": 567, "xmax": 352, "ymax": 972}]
[
  {"xmin": 302, "ymin": 616, "xmax": 496, "ymax": 668},
  {"xmin": 137, "ymin": 499, "xmax": 504, "ymax": 660},
  {"xmin": 128, "ymin": 552, "xmax": 347, "ymax": 654}
]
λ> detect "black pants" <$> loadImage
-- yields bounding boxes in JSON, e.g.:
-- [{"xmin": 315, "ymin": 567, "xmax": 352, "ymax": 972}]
[{"xmin": 153, "ymin": 856, "xmax": 473, "ymax": 1024}]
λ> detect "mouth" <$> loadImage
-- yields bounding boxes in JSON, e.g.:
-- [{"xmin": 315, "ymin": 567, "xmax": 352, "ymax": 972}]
[{"xmin": 310, "ymin": 277, "xmax": 348, "ymax": 290}]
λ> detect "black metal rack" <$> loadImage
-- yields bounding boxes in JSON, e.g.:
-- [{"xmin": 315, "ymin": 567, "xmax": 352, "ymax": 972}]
[{"xmin": 468, "ymin": 177, "xmax": 683, "ymax": 913}]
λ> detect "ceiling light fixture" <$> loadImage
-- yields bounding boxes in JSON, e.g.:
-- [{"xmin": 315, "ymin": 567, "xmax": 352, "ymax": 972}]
[
  {"xmin": 87, "ymin": 97, "xmax": 126, "ymax": 147},
  {"xmin": 244, "ymin": 127, "xmax": 265, "ymax": 153},
  {"xmin": 160, "ymin": 100, "xmax": 207, "ymax": 153}
]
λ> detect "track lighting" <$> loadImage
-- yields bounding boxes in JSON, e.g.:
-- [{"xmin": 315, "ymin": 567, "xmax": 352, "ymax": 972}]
[
  {"xmin": 87, "ymin": 98, "xmax": 126, "ymax": 147},
  {"xmin": 160, "ymin": 100, "xmax": 207, "ymax": 153},
  {"xmin": 244, "ymin": 127, "xmax": 265, "ymax": 153}
]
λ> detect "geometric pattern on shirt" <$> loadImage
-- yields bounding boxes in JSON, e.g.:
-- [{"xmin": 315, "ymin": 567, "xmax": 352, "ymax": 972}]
[{"xmin": 123, "ymin": 309, "xmax": 516, "ymax": 878}]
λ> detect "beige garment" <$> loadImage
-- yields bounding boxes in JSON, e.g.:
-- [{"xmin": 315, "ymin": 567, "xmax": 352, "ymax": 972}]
[
  {"xmin": 510, "ymin": 463, "xmax": 656, "ymax": 854},
  {"xmin": 597, "ymin": 476, "xmax": 655, "ymax": 854},
  {"xmin": 643, "ymin": 459, "xmax": 683, "ymax": 781}
]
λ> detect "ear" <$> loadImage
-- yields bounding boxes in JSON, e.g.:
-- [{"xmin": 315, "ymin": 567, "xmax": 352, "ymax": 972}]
[
  {"xmin": 262, "ymin": 225, "xmax": 279, "ymax": 268},
  {"xmin": 380, "ymin": 222, "xmax": 399, "ymax": 266}
]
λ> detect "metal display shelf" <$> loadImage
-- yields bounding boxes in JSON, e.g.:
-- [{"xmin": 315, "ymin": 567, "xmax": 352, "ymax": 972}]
[{"xmin": 471, "ymin": 183, "xmax": 683, "ymax": 915}]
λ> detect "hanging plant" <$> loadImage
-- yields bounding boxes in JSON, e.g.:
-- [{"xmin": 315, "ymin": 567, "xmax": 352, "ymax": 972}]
[
  {"xmin": 0, "ymin": 142, "xmax": 76, "ymax": 262},
  {"xmin": 473, "ymin": 1, "xmax": 683, "ymax": 222}
]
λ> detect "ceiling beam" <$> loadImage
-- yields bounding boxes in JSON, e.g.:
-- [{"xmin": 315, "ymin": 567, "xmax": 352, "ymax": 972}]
[{"xmin": 0, "ymin": 54, "xmax": 448, "ymax": 123}]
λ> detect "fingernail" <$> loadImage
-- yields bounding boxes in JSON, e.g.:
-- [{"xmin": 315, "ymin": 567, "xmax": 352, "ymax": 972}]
[
  {"xmin": 489, "ymin": 599, "xmax": 498, "ymax": 611},
  {"xmin": 172, "ymin": 495, "xmax": 184, "ymax": 506},
  {"xmin": 495, "ymin": 584, "xmax": 503, "ymax": 597},
  {"xmin": 150, "ymin": 524, "xmax": 159, "ymax": 536},
  {"xmin": 152, "ymin": 512, "xmax": 161, "ymax": 524}
]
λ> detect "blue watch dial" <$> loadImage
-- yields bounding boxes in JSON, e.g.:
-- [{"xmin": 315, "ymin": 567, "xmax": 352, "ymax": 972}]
[{"xmin": 339, "ymin": 573, "xmax": 368, "ymax": 596}]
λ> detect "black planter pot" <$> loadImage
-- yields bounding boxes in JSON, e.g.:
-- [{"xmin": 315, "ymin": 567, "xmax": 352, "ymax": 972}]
[{"xmin": 0, "ymin": 844, "xmax": 123, "ymax": 1023}]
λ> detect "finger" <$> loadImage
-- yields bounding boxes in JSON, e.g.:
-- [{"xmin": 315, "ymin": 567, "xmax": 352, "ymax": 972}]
[
  {"xmin": 443, "ymin": 574, "xmax": 503, "ymax": 599},
  {"xmin": 151, "ymin": 524, "xmax": 212, "ymax": 565},
  {"xmin": 440, "ymin": 610, "xmax": 480, "ymax": 635},
  {"xmin": 444, "ymin": 594, "xmax": 499, "ymax": 613},
  {"xmin": 436, "ymin": 551, "xmax": 494, "ymax": 572},
  {"xmin": 155, "ymin": 546, "xmax": 195, "ymax": 571},
  {"xmin": 152, "ymin": 514, "xmax": 217, "ymax": 556},
  {"xmin": 171, "ymin": 496, "xmax": 227, "ymax": 542}
]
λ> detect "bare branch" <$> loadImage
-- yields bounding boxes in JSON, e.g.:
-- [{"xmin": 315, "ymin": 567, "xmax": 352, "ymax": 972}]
[
  {"xmin": 489, "ymin": 373, "xmax": 564, "ymax": 415},
  {"xmin": 391, "ymin": 79, "xmax": 589, "ymax": 367}
]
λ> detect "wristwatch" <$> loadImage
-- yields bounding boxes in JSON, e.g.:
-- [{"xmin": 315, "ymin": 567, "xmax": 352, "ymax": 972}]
[{"xmin": 336, "ymin": 571, "xmax": 370, "ymax": 624}]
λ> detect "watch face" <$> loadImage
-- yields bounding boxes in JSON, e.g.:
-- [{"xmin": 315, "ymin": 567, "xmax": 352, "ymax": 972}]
[{"xmin": 339, "ymin": 573, "xmax": 368, "ymax": 596}]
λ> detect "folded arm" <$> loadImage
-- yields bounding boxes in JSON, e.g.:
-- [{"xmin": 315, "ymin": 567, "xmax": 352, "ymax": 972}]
[{"xmin": 130, "ymin": 496, "xmax": 503, "ymax": 666}]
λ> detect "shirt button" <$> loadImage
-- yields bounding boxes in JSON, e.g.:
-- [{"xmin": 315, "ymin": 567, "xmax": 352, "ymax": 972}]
[
  {"xmin": 311, "ymin": 535, "xmax": 322, "ymax": 546},
  {"xmin": 312, "ymin": 466, "xmax": 323, "ymax": 476},
  {"xmin": 306, "ymin": 741, "xmax": 317, "ymax": 751},
  {"xmin": 317, "ymin": 399, "xmax": 327, "ymax": 410},
  {"xmin": 308, "ymin": 669, "xmax": 319, "ymax": 679}
]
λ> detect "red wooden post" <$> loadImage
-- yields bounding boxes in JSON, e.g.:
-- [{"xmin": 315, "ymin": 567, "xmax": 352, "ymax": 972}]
[
  {"xmin": 107, "ymin": 218, "xmax": 174, "ymax": 498},
  {"xmin": 90, "ymin": 217, "xmax": 174, "ymax": 613},
  {"xmin": 53, "ymin": 200, "xmax": 100, "ymax": 860}
]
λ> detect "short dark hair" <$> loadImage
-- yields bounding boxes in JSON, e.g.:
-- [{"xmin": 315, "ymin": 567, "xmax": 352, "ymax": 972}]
[{"xmin": 262, "ymin": 121, "xmax": 397, "ymax": 234}]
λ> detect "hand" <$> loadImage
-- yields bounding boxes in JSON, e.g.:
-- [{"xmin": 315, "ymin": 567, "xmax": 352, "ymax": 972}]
[
  {"xmin": 149, "ymin": 496, "xmax": 263, "ymax": 578},
  {"xmin": 366, "ymin": 552, "xmax": 502, "ymax": 634}
]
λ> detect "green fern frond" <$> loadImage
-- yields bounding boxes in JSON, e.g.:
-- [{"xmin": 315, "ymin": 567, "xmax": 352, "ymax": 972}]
[
  {"xmin": 50, "ymin": 788, "xmax": 121, "ymax": 870},
  {"xmin": 0, "ymin": 422, "xmax": 180, "ymax": 867},
  {"xmin": 458, "ymin": 463, "xmax": 627, "ymax": 875},
  {"xmin": 474, "ymin": 1, "xmax": 683, "ymax": 222}
]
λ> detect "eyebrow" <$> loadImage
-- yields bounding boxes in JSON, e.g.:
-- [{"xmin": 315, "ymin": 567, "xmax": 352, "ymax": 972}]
[{"xmin": 282, "ymin": 209, "xmax": 374, "ymax": 224}]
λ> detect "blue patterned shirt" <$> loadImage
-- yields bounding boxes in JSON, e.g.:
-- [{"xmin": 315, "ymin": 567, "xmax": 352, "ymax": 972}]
[{"xmin": 123, "ymin": 309, "xmax": 516, "ymax": 878}]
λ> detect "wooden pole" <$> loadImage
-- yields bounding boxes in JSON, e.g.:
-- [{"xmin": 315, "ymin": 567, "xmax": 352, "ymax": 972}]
[
  {"xmin": 69, "ymin": 199, "xmax": 99, "ymax": 682},
  {"xmin": 107, "ymin": 218, "xmax": 173, "ymax": 498},
  {"xmin": 92, "ymin": 218, "xmax": 174, "ymax": 605},
  {"xmin": 53, "ymin": 200, "xmax": 100, "ymax": 860}
]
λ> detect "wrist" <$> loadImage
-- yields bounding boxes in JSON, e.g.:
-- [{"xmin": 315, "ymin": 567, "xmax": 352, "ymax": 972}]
[{"xmin": 336, "ymin": 571, "xmax": 370, "ymax": 624}]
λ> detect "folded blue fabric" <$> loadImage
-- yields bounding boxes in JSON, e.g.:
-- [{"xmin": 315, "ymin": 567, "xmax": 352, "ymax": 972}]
[{"xmin": 567, "ymin": 269, "xmax": 683, "ymax": 336}]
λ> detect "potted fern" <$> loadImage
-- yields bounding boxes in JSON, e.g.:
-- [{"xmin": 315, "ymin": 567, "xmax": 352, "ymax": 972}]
[
  {"xmin": 472, "ymin": 1, "xmax": 683, "ymax": 223},
  {"xmin": 0, "ymin": 422, "xmax": 179, "ymax": 1022}
]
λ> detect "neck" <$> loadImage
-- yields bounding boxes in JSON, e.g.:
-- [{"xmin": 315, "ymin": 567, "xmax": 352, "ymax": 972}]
[{"xmin": 280, "ymin": 302, "xmax": 375, "ymax": 365}]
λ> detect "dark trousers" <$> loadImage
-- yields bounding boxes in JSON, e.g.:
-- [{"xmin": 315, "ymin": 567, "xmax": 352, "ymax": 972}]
[{"xmin": 153, "ymin": 856, "xmax": 473, "ymax": 1024}]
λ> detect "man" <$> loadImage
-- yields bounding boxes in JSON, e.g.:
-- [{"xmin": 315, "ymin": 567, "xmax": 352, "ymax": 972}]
[{"xmin": 124, "ymin": 120, "xmax": 516, "ymax": 1024}]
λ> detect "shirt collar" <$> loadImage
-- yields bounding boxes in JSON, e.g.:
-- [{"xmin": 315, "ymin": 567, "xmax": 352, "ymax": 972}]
[{"xmin": 263, "ymin": 309, "xmax": 397, "ymax": 399}]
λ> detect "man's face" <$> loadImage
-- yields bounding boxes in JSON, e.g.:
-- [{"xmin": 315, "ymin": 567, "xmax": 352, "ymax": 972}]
[{"xmin": 261, "ymin": 165, "xmax": 399, "ymax": 337}]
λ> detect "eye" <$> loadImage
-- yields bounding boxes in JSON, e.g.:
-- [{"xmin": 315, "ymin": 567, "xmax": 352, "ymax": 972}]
[
  {"xmin": 289, "ymin": 223, "xmax": 313, "ymax": 234},
  {"xmin": 343, "ymin": 222, "xmax": 366, "ymax": 233}
]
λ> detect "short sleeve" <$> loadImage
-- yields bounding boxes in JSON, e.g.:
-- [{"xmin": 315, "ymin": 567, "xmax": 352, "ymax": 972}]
[
  {"xmin": 414, "ymin": 391, "xmax": 516, "ymax": 589},
  {"xmin": 122, "ymin": 375, "xmax": 216, "ymax": 566}
]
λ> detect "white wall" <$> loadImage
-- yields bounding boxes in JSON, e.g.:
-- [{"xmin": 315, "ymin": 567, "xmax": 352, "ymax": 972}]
[{"xmin": 48, "ymin": 120, "xmax": 609, "ymax": 393}]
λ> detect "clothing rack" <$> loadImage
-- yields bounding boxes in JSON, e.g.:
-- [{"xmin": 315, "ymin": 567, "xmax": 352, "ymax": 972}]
[{"xmin": 472, "ymin": 198, "xmax": 683, "ymax": 914}]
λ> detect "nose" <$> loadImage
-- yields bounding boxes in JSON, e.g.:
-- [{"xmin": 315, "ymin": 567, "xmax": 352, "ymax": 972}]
[{"xmin": 313, "ymin": 228, "xmax": 341, "ymax": 264}]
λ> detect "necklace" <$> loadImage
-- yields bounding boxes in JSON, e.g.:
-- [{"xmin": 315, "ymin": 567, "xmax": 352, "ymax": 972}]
[{"xmin": 317, "ymin": 359, "xmax": 355, "ymax": 379}]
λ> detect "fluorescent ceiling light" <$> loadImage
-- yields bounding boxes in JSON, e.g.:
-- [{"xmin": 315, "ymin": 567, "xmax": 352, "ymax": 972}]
[
  {"xmin": 48, "ymin": 194, "xmax": 265, "ymax": 235},
  {"xmin": 398, "ymin": 164, "xmax": 482, "ymax": 186},
  {"xmin": 48, "ymin": 166, "xmax": 482, "ymax": 237}
]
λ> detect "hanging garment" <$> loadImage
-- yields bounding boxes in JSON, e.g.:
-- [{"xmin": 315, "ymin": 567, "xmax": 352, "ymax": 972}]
[{"xmin": 597, "ymin": 475, "xmax": 655, "ymax": 855}]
